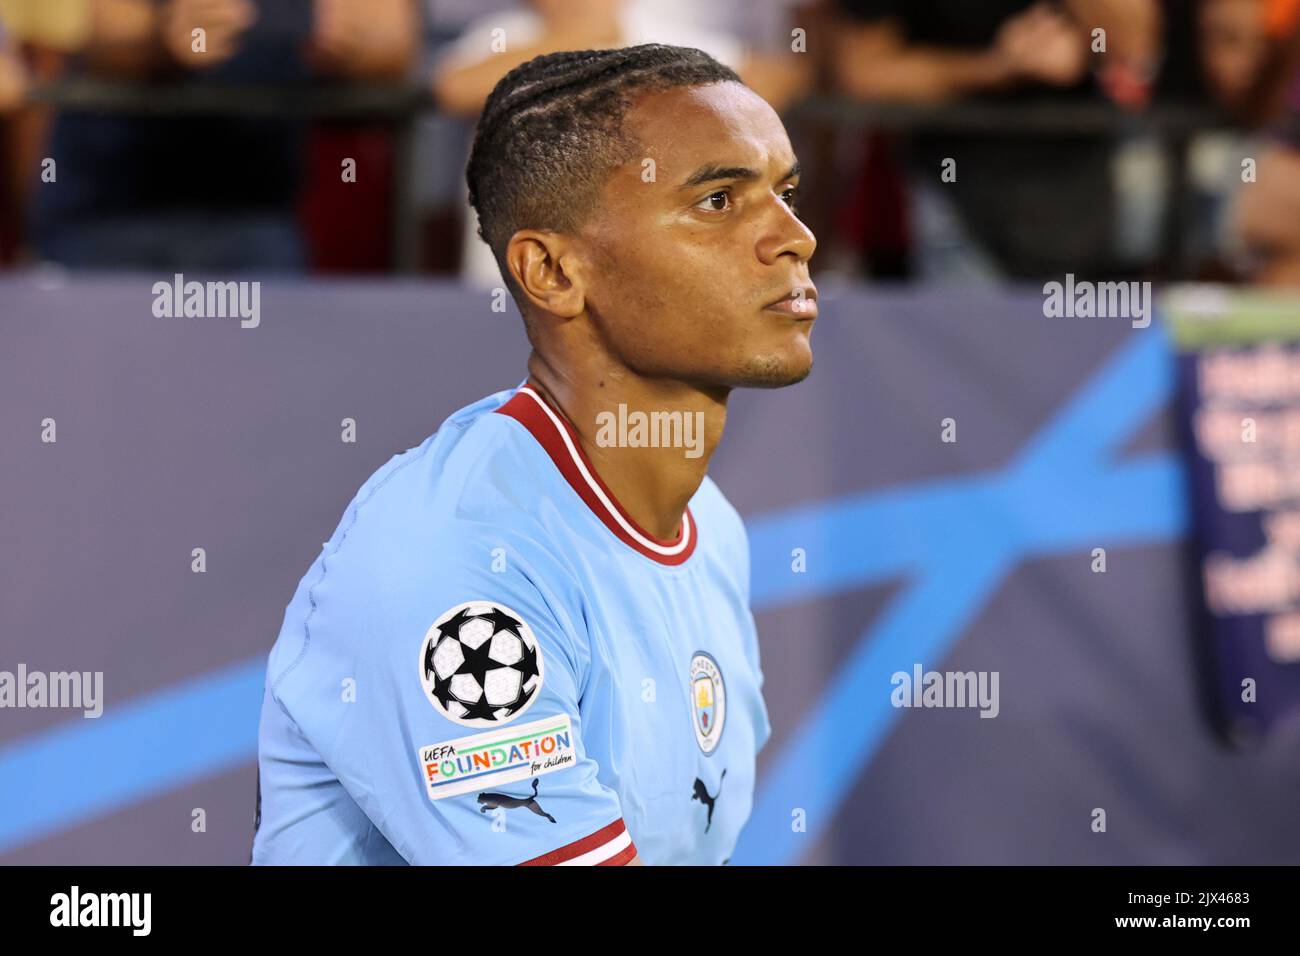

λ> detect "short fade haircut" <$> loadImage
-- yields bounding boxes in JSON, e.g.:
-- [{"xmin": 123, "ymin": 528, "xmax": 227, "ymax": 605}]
[{"xmin": 465, "ymin": 44, "xmax": 742, "ymax": 302}]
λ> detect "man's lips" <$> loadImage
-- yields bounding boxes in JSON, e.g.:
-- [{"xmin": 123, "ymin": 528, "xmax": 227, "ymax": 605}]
[{"xmin": 763, "ymin": 284, "xmax": 818, "ymax": 317}]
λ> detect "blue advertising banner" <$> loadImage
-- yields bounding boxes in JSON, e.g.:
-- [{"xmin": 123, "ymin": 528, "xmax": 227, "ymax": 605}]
[{"xmin": 1168, "ymin": 288, "xmax": 1300, "ymax": 744}]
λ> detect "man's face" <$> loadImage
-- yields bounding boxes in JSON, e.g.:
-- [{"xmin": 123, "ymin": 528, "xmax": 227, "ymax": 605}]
[{"xmin": 574, "ymin": 81, "xmax": 817, "ymax": 390}]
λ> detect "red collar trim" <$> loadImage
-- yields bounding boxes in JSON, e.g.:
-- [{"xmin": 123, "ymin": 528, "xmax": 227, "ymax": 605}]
[{"xmin": 495, "ymin": 384, "xmax": 698, "ymax": 566}]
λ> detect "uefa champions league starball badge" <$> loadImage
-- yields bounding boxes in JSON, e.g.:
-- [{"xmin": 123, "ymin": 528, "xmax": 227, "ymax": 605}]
[
  {"xmin": 690, "ymin": 652, "xmax": 726, "ymax": 755},
  {"xmin": 419, "ymin": 601, "xmax": 544, "ymax": 728}
]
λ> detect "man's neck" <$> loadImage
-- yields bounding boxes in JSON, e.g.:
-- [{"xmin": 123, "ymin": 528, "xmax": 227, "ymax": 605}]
[{"xmin": 525, "ymin": 352, "xmax": 729, "ymax": 542}]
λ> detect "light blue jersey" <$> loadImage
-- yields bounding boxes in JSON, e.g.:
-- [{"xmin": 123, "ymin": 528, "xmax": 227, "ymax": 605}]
[{"xmin": 252, "ymin": 383, "xmax": 771, "ymax": 865}]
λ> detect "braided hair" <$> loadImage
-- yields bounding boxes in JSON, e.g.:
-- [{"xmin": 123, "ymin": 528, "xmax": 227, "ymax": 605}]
[{"xmin": 465, "ymin": 44, "xmax": 742, "ymax": 299}]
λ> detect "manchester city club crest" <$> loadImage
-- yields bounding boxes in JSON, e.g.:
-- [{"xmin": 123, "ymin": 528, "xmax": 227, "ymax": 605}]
[
  {"xmin": 418, "ymin": 601, "xmax": 544, "ymax": 728},
  {"xmin": 689, "ymin": 652, "xmax": 726, "ymax": 755}
]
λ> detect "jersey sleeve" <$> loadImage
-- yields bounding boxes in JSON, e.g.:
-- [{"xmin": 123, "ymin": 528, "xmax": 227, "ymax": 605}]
[{"xmin": 265, "ymin": 521, "xmax": 638, "ymax": 866}]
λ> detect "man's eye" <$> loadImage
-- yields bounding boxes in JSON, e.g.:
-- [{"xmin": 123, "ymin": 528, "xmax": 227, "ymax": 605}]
[
  {"xmin": 697, "ymin": 191, "xmax": 730, "ymax": 212},
  {"xmin": 781, "ymin": 186, "xmax": 799, "ymax": 208}
]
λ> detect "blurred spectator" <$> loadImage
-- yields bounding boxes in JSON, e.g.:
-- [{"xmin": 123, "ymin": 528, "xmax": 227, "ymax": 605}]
[
  {"xmin": 832, "ymin": 0, "xmax": 1158, "ymax": 282},
  {"xmin": 428, "ymin": 0, "xmax": 811, "ymax": 287},
  {"xmin": 1233, "ymin": 135, "xmax": 1300, "ymax": 284},
  {"xmin": 1233, "ymin": 22, "xmax": 1300, "ymax": 285},
  {"xmin": 1200, "ymin": 0, "xmax": 1273, "ymax": 112},
  {"xmin": 1089, "ymin": 0, "xmax": 1163, "ymax": 110},
  {"xmin": 0, "ymin": 21, "xmax": 22, "ymax": 262},
  {"xmin": 1132, "ymin": 0, "xmax": 1276, "ymax": 281},
  {"xmin": 0, "ymin": 0, "xmax": 61, "ymax": 265},
  {"xmin": 1173, "ymin": 0, "xmax": 1300, "ymax": 285},
  {"xmin": 432, "ymin": 0, "xmax": 809, "ymax": 117},
  {"xmin": 26, "ymin": 0, "xmax": 415, "ymax": 273},
  {"xmin": 0, "ymin": 19, "xmax": 26, "ymax": 112}
]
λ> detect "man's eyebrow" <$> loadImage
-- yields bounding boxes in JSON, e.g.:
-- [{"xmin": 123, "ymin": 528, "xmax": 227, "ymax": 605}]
[{"xmin": 678, "ymin": 160, "xmax": 802, "ymax": 190}]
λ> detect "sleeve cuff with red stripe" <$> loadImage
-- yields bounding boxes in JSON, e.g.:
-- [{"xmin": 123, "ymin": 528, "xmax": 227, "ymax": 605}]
[{"xmin": 517, "ymin": 818, "xmax": 637, "ymax": 866}]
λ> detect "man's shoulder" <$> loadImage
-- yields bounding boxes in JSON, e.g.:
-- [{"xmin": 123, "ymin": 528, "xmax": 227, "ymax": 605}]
[
  {"xmin": 258, "ymin": 386, "xmax": 602, "ymax": 836},
  {"xmin": 269, "ymin": 387, "xmax": 581, "ymax": 663},
  {"xmin": 332, "ymin": 385, "xmax": 555, "ymax": 553}
]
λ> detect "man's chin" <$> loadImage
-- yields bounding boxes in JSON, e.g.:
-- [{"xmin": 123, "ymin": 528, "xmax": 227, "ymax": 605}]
[{"xmin": 732, "ymin": 350, "xmax": 813, "ymax": 389}]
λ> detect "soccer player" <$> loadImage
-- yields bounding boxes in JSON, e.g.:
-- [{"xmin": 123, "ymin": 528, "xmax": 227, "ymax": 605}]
[{"xmin": 252, "ymin": 43, "xmax": 817, "ymax": 865}]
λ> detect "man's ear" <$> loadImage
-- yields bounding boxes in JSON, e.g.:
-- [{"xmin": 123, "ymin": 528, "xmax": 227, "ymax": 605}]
[{"xmin": 503, "ymin": 230, "xmax": 587, "ymax": 319}]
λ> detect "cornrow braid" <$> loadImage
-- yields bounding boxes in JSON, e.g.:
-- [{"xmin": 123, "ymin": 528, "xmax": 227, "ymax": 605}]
[{"xmin": 465, "ymin": 44, "xmax": 742, "ymax": 300}]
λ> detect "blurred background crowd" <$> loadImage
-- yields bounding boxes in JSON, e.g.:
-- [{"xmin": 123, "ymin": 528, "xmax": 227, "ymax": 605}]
[{"xmin": 1, "ymin": 0, "xmax": 1300, "ymax": 286}]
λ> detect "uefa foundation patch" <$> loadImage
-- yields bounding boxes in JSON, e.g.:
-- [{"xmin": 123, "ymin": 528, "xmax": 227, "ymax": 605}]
[{"xmin": 416, "ymin": 714, "xmax": 576, "ymax": 801}]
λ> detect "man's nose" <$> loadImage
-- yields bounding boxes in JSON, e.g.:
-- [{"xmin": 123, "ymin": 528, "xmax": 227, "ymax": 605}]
[{"xmin": 756, "ymin": 200, "xmax": 817, "ymax": 265}]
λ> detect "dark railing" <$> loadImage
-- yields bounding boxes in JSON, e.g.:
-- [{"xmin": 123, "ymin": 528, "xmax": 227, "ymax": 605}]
[{"xmin": 26, "ymin": 79, "xmax": 1241, "ymax": 276}]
